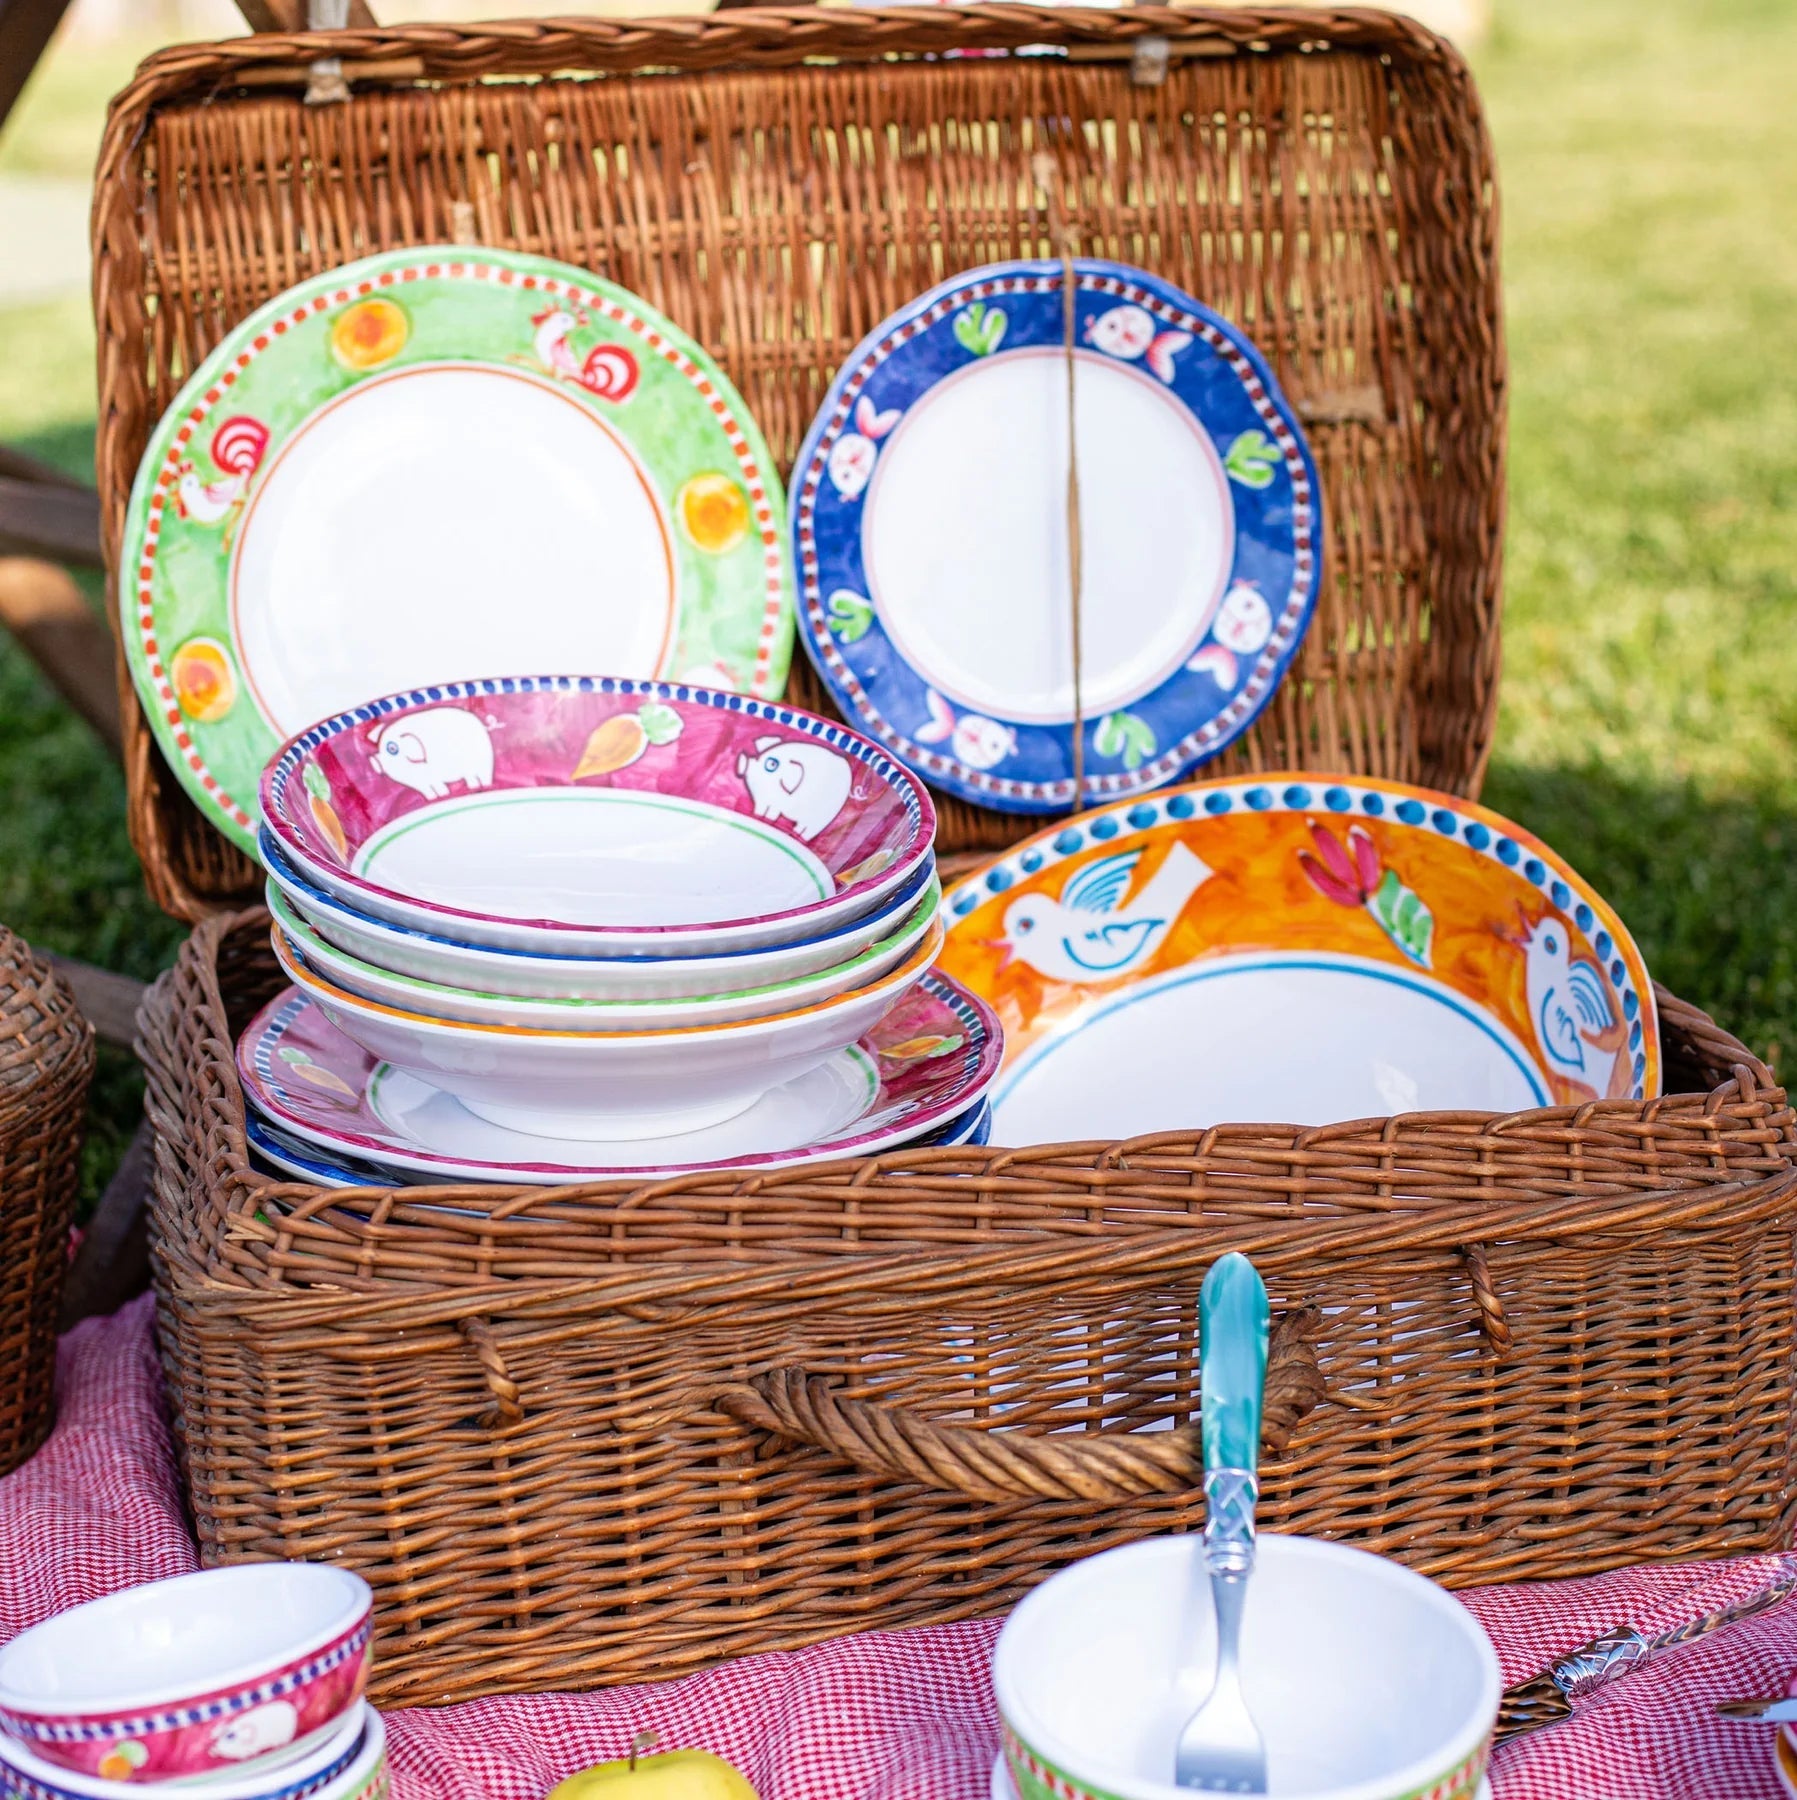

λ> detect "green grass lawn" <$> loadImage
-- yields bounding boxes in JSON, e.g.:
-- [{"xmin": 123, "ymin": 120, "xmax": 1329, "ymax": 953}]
[
  {"xmin": 0, "ymin": 0, "xmax": 1792, "ymax": 1205},
  {"xmin": 1, "ymin": 35, "xmax": 197, "ymax": 1200},
  {"xmin": 1481, "ymin": 0, "xmax": 1797, "ymax": 1067}
]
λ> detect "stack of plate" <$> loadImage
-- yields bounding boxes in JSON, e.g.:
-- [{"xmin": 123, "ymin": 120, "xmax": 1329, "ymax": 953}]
[{"xmin": 238, "ymin": 676, "xmax": 1002, "ymax": 1187}]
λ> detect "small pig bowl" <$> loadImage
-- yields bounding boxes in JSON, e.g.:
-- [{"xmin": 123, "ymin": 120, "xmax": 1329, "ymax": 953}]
[
  {"xmin": 259, "ymin": 677, "xmax": 935, "ymax": 958},
  {"xmin": 0, "ymin": 1566, "xmax": 370, "ymax": 1785},
  {"xmin": 0, "ymin": 1706, "xmax": 372, "ymax": 1800}
]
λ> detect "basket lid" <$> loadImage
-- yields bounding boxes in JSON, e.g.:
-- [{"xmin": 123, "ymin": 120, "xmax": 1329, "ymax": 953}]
[{"xmin": 91, "ymin": 5, "xmax": 1502, "ymax": 922}]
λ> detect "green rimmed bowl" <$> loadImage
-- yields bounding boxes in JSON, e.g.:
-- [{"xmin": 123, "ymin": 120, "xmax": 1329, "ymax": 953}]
[
  {"xmin": 262, "ymin": 831, "xmax": 938, "ymax": 1003},
  {"xmin": 268, "ymin": 873, "xmax": 942, "ymax": 1032},
  {"xmin": 994, "ymin": 1535, "xmax": 1498, "ymax": 1800}
]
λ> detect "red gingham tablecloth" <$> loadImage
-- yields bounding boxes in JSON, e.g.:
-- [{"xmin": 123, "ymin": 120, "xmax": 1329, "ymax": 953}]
[{"xmin": 5, "ymin": 1298, "xmax": 1794, "ymax": 1800}]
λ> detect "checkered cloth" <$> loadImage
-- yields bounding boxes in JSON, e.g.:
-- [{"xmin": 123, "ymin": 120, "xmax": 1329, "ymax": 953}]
[{"xmin": 4, "ymin": 1299, "xmax": 1793, "ymax": 1799}]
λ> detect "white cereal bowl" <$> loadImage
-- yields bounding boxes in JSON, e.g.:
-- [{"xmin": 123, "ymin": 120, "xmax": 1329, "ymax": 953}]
[
  {"xmin": 268, "ymin": 873, "xmax": 942, "ymax": 1031},
  {"xmin": 270, "ymin": 920, "xmax": 943, "ymax": 1140},
  {"xmin": 0, "ymin": 1566, "xmax": 370, "ymax": 1788},
  {"xmin": 993, "ymin": 1535, "xmax": 1498, "ymax": 1800},
  {"xmin": 258, "ymin": 677, "xmax": 936, "ymax": 958},
  {"xmin": 261, "ymin": 832, "xmax": 939, "ymax": 1003}
]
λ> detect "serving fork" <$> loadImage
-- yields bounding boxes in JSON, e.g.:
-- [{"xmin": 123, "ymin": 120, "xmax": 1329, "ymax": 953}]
[{"xmin": 1173, "ymin": 1253, "xmax": 1270, "ymax": 1794}]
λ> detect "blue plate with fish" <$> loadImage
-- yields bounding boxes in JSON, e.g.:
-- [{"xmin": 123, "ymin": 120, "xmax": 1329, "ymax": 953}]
[{"xmin": 790, "ymin": 258, "xmax": 1323, "ymax": 813}]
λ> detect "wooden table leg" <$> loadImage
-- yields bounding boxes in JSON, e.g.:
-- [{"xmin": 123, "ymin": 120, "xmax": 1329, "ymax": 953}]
[
  {"xmin": 42, "ymin": 952, "xmax": 144, "ymax": 1052},
  {"xmin": 0, "ymin": 476, "xmax": 102, "ymax": 569},
  {"xmin": 0, "ymin": 559, "xmax": 121, "ymax": 759},
  {"xmin": 60, "ymin": 1119, "xmax": 153, "ymax": 1330},
  {"xmin": 47, "ymin": 961, "xmax": 154, "ymax": 1327},
  {"xmin": 0, "ymin": 0, "xmax": 75, "ymax": 136}
]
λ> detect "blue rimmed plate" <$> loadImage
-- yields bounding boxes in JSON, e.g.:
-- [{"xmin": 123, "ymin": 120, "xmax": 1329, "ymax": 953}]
[
  {"xmin": 792, "ymin": 259, "xmax": 1322, "ymax": 812},
  {"xmin": 262, "ymin": 830, "xmax": 939, "ymax": 1002}
]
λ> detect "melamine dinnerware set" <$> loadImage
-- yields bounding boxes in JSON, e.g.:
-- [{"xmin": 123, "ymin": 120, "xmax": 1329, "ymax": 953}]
[
  {"xmin": 240, "ymin": 679, "xmax": 1001, "ymax": 1186},
  {"xmin": 121, "ymin": 239, "xmax": 1661, "ymax": 1157},
  {"xmin": 0, "ymin": 1568, "xmax": 383, "ymax": 1800}
]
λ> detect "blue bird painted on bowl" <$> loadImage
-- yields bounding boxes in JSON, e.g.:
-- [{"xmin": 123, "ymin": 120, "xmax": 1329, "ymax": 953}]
[{"xmin": 996, "ymin": 843, "xmax": 1212, "ymax": 985}]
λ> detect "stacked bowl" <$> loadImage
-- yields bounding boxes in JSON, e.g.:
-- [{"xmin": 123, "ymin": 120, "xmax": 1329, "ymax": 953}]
[
  {"xmin": 239, "ymin": 676, "xmax": 1001, "ymax": 1186},
  {"xmin": 0, "ymin": 1567, "xmax": 384, "ymax": 1800}
]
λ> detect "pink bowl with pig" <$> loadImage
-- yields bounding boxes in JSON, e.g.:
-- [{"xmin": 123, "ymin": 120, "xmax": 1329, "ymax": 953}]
[
  {"xmin": 0, "ymin": 1565, "xmax": 370, "ymax": 1784},
  {"xmin": 258, "ymin": 677, "xmax": 936, "ymax": 958}
]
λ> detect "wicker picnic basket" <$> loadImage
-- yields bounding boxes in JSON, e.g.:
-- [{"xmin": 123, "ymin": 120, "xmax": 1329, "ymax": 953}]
[
  {"xmin": 0, "ymin": 931, "xmax": 94, "ymax": 1476},
  {"xmin": 139, "ymin": 917, "xmax": 1797, "ymax": 1707},
  {"xmin": 96, "ymin": 7, "xmax": 1797, "ymax": 1707}
]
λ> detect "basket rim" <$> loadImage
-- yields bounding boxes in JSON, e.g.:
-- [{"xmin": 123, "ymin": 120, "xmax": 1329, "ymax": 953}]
[
  {"xmin": 137, "ymin": 907, "xmax": 1796, "ymax": 1315},
  {"xmin": 159, "ymin": 1160, "xmax": 1797, "ymax": 1326},
  {"xmin": 105, "ymin": 5, "xmax": 1478, "ymax": 110}
]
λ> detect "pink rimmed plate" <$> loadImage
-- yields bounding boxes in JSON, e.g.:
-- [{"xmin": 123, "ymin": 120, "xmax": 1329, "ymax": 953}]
[
  {"xmin": 260, "ymin": 676, "xmax": 935, "ymax": 958},
  {"xmin": 235, "ymin": 971, "xmax": 1001, "ymax": 1183}
]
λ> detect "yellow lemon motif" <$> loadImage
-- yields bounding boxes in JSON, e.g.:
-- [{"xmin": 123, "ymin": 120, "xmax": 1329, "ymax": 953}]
[
  {"xmin": 277, "ymin": 1047, "xmax": 360, "ymax": 1101},
  {"xmin": 836, "ymin": 848, "xmax": 896, "ymax": 888},
  {"xmin": 330, "ymin": 297, "xmax": 409, "ymax": 371},
  {"xmin": 677, "ymin": 474, "xmax": 751, "ymax": 555},
  {"xmin": 170, "ymin": 638, "xmax": 237, "ymax": 723}
]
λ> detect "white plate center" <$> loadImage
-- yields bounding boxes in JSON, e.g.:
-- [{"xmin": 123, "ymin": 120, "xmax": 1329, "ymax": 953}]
[
  {"xmin": 369, "ymin": 1047, "xmax": 880, "ymax": 1168},
  {"xmin": 992, "ymin": 955, "xmax": 1547, "ymax": 1144},
  {"xmin": 232, "ymin": 364, "xmax": 676, "ymax": 732},
  {"xmin": 862, "ymin": 349, "xmax": 1233, "ymax": 725},
  {"xmin": 354, "ymin": 789, "xmax": 833, "ymax": 926}
]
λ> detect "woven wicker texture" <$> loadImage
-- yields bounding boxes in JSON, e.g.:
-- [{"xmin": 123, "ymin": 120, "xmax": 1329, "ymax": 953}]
[
  {"xmin": 91, "ymin": 6, "xmax": 1505, "ymax": 921},
  {"xmin": 139, "ymin": 913, "xmax": 1797, "ymax": 1707},
  {"xmin": 0, "ymin": 933, "xmax": 95, "ymax": 1475}
]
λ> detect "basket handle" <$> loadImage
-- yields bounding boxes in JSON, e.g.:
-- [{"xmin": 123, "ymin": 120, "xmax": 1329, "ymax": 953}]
[
  {"xmin": 1460, "ymin": 1244, "xmax": 1513, "ymax": 1357},
  {"xmin": 710, "ymin": 1307, "xmax": 1324, "ymax": 1502},
  {"xmin": 459, "ymin": 1318, "xmax": 524, "ymax": 1428}
]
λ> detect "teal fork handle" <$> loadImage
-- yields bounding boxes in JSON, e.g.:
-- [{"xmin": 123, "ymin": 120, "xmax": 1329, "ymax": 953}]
[{"xmin": 1201, "ymin": 1253, "xmax": 1270, "ymax": 1475}]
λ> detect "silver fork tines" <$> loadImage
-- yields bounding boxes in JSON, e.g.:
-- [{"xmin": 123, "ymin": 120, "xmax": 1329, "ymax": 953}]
[{"xmin": 1174, "ymin": 1471, "xmax": 1267, "ymax": 1794}]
